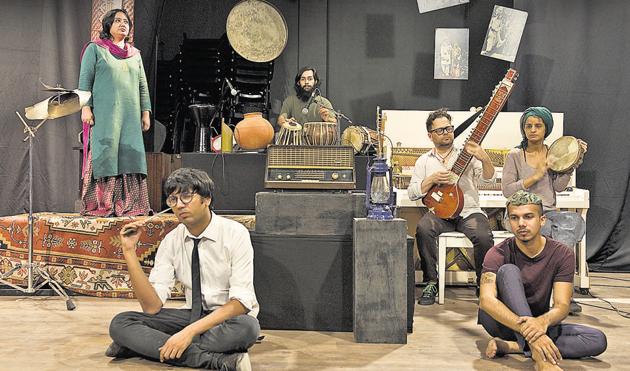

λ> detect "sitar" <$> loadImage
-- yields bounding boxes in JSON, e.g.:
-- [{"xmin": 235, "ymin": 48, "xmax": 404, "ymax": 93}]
[{"xmin": 423, "ymin": 68, "xmax": 518, "ymax": 219}]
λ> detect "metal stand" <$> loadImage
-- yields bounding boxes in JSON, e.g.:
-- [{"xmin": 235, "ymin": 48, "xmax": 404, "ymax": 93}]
[{"xmin": 0, "ymin": 112, "xmax": 76, "ymax": 311}]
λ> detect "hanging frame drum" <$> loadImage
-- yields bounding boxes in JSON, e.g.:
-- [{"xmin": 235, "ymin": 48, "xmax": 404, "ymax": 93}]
[{"xmin": 226, "ymin": 0, "xmax": 288, "ymax": 62}]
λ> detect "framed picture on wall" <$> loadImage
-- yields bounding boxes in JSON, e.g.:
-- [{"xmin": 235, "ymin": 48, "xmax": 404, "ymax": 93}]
[
  {"xmin": 481, "ymin": 5, "xmax": 528, "ymax": 63},
  {"xmin": 434, "ymin": 28, "xmax": 469, "ymax": 80},
  {"xmin": 417, "ymin": 0, "xmax": 469, "ymax": 14}
]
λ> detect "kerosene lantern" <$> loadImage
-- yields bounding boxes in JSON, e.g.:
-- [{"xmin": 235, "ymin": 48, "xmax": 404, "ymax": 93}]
[{"xmin": 366, "ymin": 107, "xmax": 394, "ymax": 220}]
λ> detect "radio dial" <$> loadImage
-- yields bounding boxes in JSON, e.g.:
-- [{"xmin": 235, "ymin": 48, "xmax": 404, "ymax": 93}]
[
  {"xmin": 277, "ymin": 174, "xmax": 283, "ymax": 180},
  {"xmin": 331, "ymin": 173, "xmax": 339, "ymax": 180}
]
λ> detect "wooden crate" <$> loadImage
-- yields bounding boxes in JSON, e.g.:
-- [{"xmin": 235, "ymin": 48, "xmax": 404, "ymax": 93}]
[{"xmin": 146, "ymin": 153, "xmax": 181, "ymax": 211}]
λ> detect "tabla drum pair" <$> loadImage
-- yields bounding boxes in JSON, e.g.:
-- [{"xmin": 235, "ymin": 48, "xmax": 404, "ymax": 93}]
[
  {"xmin": 547, "ymin": 136, "xmax": 585, "ymax": 174},
  {"xmin": 341, "ymin": 125, "xmax": 379, "ymax": 154},
  {"xmin": 303, "ymin": 122, "xmax": 339, "ymax": 146}
]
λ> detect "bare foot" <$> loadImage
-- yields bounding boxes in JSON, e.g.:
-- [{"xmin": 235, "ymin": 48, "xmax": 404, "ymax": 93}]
[
  {"xmin": 534, "ymin": 360, "xmax": 563, "ymax": 371},
  {"xmin": 485, "ymin": 338, "xmax": 501, "ymax": 358},
  {"xmin": 485, "ymin": 338, "xmax": 520, "ymax": 358}
]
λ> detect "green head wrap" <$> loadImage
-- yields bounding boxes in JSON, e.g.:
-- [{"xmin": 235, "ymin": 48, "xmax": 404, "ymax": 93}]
[{"xmin": 519, "ymin": 106, "xmax": 554, "ymax": 149}]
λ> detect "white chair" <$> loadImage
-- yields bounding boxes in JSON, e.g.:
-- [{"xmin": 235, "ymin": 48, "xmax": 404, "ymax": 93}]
[{"xmin": 437, "ymin": 230, "xmax": 513, "ymax": 304}]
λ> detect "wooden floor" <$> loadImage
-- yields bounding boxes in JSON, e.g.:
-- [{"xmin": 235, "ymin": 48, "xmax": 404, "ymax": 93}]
[{"xmin": 1, "ymin": 273, "xmax": 628, "ymax": 370}]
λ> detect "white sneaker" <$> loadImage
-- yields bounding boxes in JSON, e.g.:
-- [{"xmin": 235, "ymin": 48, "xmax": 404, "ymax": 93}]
[{"xmin": 236, "ymin": 352, "xmax": 252, "ymax": 371}]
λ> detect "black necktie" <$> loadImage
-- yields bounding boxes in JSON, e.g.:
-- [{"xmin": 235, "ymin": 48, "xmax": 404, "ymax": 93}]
[{"xmin": 190, "ymin": 238, "xmax": 202, "ymax": 322}]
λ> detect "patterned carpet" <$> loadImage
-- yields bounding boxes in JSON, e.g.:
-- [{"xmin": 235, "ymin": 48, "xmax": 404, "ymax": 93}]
[{"xmin": 0, "ymin": 212, "xmax": 256, "ymax": 298}]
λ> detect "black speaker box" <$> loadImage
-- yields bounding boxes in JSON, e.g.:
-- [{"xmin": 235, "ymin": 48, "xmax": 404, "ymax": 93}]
[
  {"xmin": 251, "ymin": 233, "xmax": 415, "ymax": 333},
  {"xmin": 181, "ymin": 152, "xmax": 371, "ymax": 213}
]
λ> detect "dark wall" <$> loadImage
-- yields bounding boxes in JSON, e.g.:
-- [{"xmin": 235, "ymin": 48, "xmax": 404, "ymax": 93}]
[
  {"xmin": 0, "ymin": 1, "xmax": 91, "ymax": 216},
  {"xmin": 327, "ymin": 0, "xmax": 510, "ymax": 130},
  {"xmin": 135, "ymin": 0, "xmax": 511, "ymax": 132},
  {"xmin": 510, "ymin": 0, "xmax": 630, "ymax": 271}
]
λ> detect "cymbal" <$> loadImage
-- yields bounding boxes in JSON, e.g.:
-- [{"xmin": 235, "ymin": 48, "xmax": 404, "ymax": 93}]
[
  {"xmin": 25, "ymin": 90, "xmax": 91, "ymax": 120},
  {"xmin": 39, "ymin": 79, "xmax": 74, "ymax": 93}
]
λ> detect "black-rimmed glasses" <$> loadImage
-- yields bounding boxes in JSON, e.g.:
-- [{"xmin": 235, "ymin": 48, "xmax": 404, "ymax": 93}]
[{"xmin": 429, "ymin": 125, "xmax": 455, "ymax": 135}]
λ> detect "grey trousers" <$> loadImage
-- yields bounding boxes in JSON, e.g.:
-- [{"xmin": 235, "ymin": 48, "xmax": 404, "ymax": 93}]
[
  {"xmin": 478, "ymin": 264, "xmax": 607, "ymax": 358},
  {"xmin": 109, "ymin": 308, "xmax": 260, "ymax": 368},
  {"xmin": 416, "ymin": 212, "xmax": 494, "ymax": 284}
]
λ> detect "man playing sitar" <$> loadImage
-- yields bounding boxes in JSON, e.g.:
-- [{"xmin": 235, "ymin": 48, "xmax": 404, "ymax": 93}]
[{"xmin": 408, "ymin": 108, "xmax": 496, "ymax": 305}]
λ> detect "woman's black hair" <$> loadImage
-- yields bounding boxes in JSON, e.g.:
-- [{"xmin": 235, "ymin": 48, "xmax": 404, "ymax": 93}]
[{"xmin": 99, "ymin": 8, "xmax": 132, "ymax": 42}]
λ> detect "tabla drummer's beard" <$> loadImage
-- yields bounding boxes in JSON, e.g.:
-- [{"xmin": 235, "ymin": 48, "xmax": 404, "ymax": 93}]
[{"xmin": 296, "ymin": 85, "xmax": 313, "ymax": 102}]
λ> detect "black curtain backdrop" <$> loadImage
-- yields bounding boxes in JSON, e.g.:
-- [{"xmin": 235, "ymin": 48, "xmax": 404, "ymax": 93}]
[
  {"xmin": 1, "ymin": 1, "xmax": 628, "ymax": 270},
  {"xmin": 0, "ymin": 1, "xmax": 91, "ymax": 216},
  {"xmin": 510, "ymin": 1, "xmax": 630, "ymax": 271}
]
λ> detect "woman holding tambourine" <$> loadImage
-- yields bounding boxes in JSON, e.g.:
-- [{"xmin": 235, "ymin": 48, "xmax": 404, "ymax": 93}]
[{"xmin": 501, "ymin": 106, "xmax": 587, "ymax": 314}]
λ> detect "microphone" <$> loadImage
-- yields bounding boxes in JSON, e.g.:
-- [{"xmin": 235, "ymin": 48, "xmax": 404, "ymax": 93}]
[
  {"xmin": 225, "ymin": 78, "xmax": 237, "ymax": 96},
  {"xmin": 301, "ymin": 88, "xmax": 320, "ymax": 114}
]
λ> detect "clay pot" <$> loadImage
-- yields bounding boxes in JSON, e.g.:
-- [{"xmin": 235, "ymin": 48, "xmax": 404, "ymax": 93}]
[{"xmin": 234, "ymin": 112, "xmax": 274, "ymax": 150}]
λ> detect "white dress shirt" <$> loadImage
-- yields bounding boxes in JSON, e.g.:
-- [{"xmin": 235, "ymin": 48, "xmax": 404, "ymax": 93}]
[
  {"xmin": 149, "ymin": 212, "xmax": 259, "ymax": 317},
  {"xmin": 407, "ymin": 147, "xmax": 496, "ymax": 218}
]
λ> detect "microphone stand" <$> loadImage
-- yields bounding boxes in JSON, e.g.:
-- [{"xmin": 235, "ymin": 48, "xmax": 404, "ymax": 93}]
[
  {"xmin": 313, "ymin": 99, "xmax": 355, "ymax": 140},
  {"xmin": 0, "ymin": 112, "xmax": 75, "ymax": 310}
]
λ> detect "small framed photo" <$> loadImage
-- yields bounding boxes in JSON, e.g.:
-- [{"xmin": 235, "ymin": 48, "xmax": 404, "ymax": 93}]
[
  {"xmin": 481, "ymin": 5, "xmax": 528, "ymax": 63},
  {"xmin": 434, "ymin": 28, "xmax": 469, "ymax": 80},
  {"xmin": 417, "ymin": 0, "xmax": 469, "ymax": 14}
]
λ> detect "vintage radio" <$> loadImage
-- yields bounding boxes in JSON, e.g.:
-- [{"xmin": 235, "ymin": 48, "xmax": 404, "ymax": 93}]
[{"xmin": 265, "ymin": 145, "xmax": 356, "ymax": 189}]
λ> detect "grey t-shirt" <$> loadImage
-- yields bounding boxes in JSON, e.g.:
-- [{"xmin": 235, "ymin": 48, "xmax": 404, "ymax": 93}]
[{"xmin": 278, "ymin": 94, "xmax": 334, "ymax": 125}]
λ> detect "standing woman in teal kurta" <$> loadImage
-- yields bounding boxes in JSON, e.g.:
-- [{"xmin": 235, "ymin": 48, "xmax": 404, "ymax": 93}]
[{"xmin": 78, "ymin": 8, "xmax": 152, "ymax": 216}]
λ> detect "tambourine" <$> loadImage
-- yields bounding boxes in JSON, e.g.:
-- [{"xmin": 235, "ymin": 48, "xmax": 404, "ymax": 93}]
[{"xmin": 547, "ymin": 136, "xmax": 584, "ymax": 174}]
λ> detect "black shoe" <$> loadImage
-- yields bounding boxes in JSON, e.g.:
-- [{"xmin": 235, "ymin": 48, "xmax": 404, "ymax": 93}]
[
  {"xmin": 215, "ymin": 352, "xmax": 252, "ymax": 371},
  {"xmin": 418, "ymin": 282, "xmax": 438, "ymax": 305},
  {"xmin": 569, "ymin": 299, "xmax": 582, "ymax": 315},
  {"xmin": 104, "ymin": 342, "xmax": 136, "ymax": 358}
]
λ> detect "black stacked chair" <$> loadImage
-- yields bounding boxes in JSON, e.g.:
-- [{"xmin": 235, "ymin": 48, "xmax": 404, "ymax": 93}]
[
  {"xmin": 180, "ymin": 36, "xmax": 223, "ymax": 103},
  {"xmin": 157, "ymin": 34, "xmax": 275, "ymax": 153},
  {"xmin": 155, "ymin": 58, "xmax": 182, "ymax": 153},
  {"xmin": 222, "ymin": 35, "xmax": 274, "ymax": 126}
]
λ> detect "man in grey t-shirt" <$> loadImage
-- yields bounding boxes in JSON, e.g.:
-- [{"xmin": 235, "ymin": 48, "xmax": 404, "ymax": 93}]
[{"xmin": 277, "ymin": 66, "xmax": 336, "ymax": 129}]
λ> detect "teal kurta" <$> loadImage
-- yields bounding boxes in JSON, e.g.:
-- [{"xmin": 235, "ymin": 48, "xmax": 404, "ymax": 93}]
[{"xmin": 78, "ymin": 43, "xmax": 151, "ymax": 178}]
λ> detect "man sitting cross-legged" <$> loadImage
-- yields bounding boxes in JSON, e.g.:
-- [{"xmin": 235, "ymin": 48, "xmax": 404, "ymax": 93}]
[
  {"xmin": 478, "ymin": 190, "xmax": 606, "ymax": 370},
  {"xmin": 106, "ymin": 168, "xmax": 259, "ymax": 370}
]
